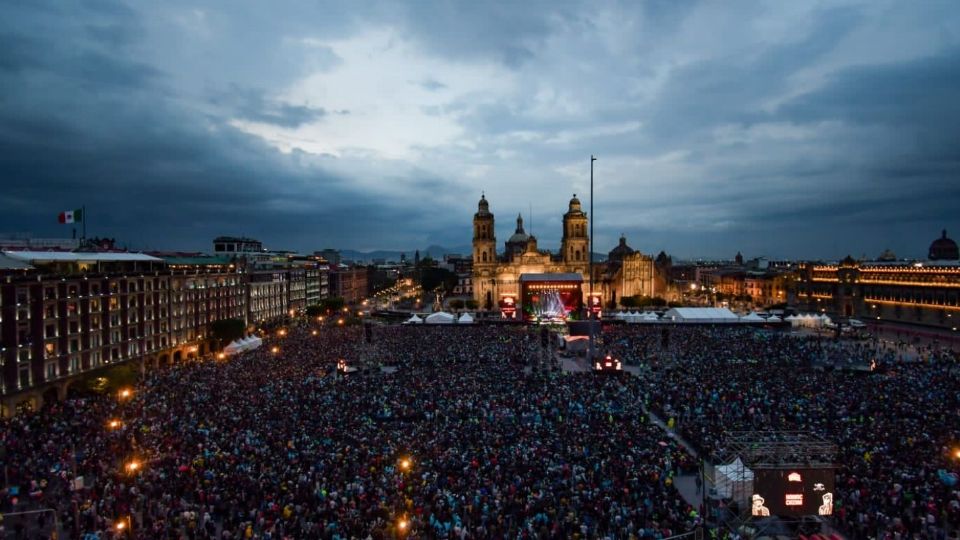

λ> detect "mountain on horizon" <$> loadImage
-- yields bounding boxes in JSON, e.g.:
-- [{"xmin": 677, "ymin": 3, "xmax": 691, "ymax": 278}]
[{"xmin": 338, "ymin": 244, "xmax": 472, "ymax": 262}]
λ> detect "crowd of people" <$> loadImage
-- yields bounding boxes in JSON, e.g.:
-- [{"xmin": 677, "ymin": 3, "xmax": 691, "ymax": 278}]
[
  {"xmin": 608, "ymin": 325, "xmax": 960, "ymax": 539},
  {"xmin": 1, "ymin": 324, "xmax": 697, "ymax": 539},
  {"xmin": 3, "ymin": 320, "xmax": 959, "ymax": 539}
]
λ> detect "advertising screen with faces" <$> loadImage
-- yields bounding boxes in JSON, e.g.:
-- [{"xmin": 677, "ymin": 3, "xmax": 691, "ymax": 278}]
[{"xmin": 751, "ymin": 468, "xmax": 835, "ymax": 517}]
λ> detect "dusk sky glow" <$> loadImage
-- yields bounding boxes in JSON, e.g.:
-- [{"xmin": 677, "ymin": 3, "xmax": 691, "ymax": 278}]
[{"xmin": 1, "ymin": 1, "xmax": 958, "ymax": 259}]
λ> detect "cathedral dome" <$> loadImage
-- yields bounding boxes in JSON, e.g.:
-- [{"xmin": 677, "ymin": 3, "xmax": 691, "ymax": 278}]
[
  {"xmin": 568, "ymin": 194, "xmax": 581, "ymax": 210},
  {"xmin": 929, "ymin": 229, "xmax": 959, "ymax": 261},
  {"xmin": 608, "ymin": 235, "xmax": 635, "ymax": 262},
  {"xmin": 507, "ymin": 231, "xmax": 530, "ymax": 244},
  {"xmin": 877, "ymin": 248, "xmax": 897, "ymax": 262},
  {"xmin": 507, "ymin": 213, "xmax": 529, "ymax": 244}
]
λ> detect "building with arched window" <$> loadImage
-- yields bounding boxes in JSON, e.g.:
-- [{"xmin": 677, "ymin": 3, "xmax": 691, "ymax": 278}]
[{"xmin": 472, "ymin": 194, "xmax": 656, "ymax": 311}]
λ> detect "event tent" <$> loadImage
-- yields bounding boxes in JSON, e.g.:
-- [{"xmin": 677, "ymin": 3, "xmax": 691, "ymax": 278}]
[
  {"xmin": 244, "ymin": 335, "xmax": 263, "ymax": 351},
  {"xmin": 661, "ymin": 307, "xmax": 739, "ymax": 323},
  {"xmin": 739, "ymin": 312, "xmax": 764, "ymax": 322},
  {"xmin": 405, "ymin": 314, "xmax": 423, "ymax": 324},
  {"xmin": 425, "ymin": 312, "xmax": 455, "ymax": 324},
  {"xmin": 713, "ymin": 457, "xmax": 754, "ymax": 505},
  {"xmin": 457, "ymin": 313, "xmax": 475, "ymax": 324},
  {"xmin": 223, "ymin": 340, "xmax": 245, "ymax": 356},
  {"xmin": 767, "ymin": 315, "xmax": 782, "ymax": 323}
]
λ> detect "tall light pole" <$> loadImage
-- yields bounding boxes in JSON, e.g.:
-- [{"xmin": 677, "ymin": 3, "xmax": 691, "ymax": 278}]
[{"xmin": 588, "ymin": 155, "xmax": 597, "ymax": 361}]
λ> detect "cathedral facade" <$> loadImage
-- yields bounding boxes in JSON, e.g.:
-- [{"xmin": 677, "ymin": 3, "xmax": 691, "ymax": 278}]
[{"xmin": 472, "ymin": 194, "xmax": 656, "ymax": 310}]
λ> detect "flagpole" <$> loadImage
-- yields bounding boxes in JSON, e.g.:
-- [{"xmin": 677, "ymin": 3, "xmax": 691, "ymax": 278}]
[{"xmin": 82, "ymin": 205, "xmax": 86, "ymax": 240}]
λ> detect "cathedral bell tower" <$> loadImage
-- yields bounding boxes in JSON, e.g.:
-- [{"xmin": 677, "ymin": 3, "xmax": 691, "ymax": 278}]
[
  {"xmin": 473, "ymin": 194, "xmax": 496, "ymax": 266},
  {"xmin": 561, "ymin": 194, "xmax": 589, "ymax": 264}
]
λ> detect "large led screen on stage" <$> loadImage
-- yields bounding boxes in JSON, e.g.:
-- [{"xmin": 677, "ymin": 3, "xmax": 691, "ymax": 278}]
[
  {"xmin": 521, "ymin": 281, "xmax": 582, "ymax": 322},
  {"xmin": 751, "ymin": 468, "xmax": 835, "ymax": 517}
]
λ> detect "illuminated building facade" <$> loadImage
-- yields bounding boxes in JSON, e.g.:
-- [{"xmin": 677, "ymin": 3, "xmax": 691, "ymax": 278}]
[
  {"xmin": 471, "ymin": 195, "xmax": 655, "ymax": 311},
  {"xmin": 797, "ymin": 256, "xmax": 960, "ymax": 330},
  {"xmin": 0, "ymin": 252, "xmax": 249, "ymax": 416}
]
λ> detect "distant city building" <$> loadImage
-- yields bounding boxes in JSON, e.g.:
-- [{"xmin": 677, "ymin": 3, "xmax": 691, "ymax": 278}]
[
  {"xmin": 929, "ymin": 229, "xmax": 959, "ymax": 261},
  {"xmin": 213, "ymin": 236, "xmax": 263, "ymax": 255},
  {"xmin": 797, "ymin": 257, "xmax": 960, "ymax": 329},
  {"xmin": 471, "ymin": 194, "xmax": 655, "ymax": 310},
  {"xmin": 329, "ymin": 265, "xmax": 368, "ymax": 304},
  {"xmin": 316, "ymin": 249, "xmax": 341, "ymax": 265},
  {"xmin": 0, "ymin": 235, "xmax": 80, "ymax": 251}
]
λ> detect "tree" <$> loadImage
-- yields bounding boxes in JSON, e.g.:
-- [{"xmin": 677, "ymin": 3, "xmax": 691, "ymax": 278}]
[
  {"xmin": 449, "ymin": 299, "xmax": 465, "ymax": 310},
  {"xmin": 465, "ymin": 299, "xmax": 479, "ymax": 310},
  {"xmin": 210, "ymin": 318, "xmax": 245, "ymax": 345},
  {"xmin": 320, "ymin": 297, "xmax": 345, "ymax": 313},
  {"xmin": 306, "ymin": 305, "xmax": 324, "ymax": 317},
  {"xmin": 419, "ymin": 267, "xmax": 458, "ymax": 294}
]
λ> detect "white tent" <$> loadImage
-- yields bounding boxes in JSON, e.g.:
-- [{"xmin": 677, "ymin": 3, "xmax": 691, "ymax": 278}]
[
  {"xmin": 739, "ymin": 312, "xmax": 764, "ymax": 322},
  {"xmin": 713, "ymin": 457, "xmax": 754, "ymax": 505},
  {"xmin": 457, "ymin": 313, "xmax": 475, "ymax": 324},
  {"xmin": 641, "ymin": 312, "xmax": 660, "ymax": 322},
  {"xmin": 223, "ymin": 340, "xmax": 244, "ymax": 356},
  {"xmin": 767, "ymin": 315, "xmax": 782, "ymax": 323},
  {"xmin": 245, "ymin": 335, "xmax": 263, "ymax": 351},
  {"xmin": 405, "ymin": 314, "xmax": 423, "ymax": 324},
  {"xmin": 425, "ymin": 312, "xmax": 455, "ymax": 324},
  {"xmin": 661, "ymin": 307, "xmax": 740, "ymax": 323}
]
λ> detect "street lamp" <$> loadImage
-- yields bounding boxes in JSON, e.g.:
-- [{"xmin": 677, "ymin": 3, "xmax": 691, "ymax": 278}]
[
  {"xmin": 118, "ymin": 388, "xmax": 133, "ymax": 400},
  {"xmin": 124, "ymin": 459, "xmax": 141, "ymax": 474},
  {"xmin": 107, "ymin": 419, "xmax": 122, "ymax": 430}
]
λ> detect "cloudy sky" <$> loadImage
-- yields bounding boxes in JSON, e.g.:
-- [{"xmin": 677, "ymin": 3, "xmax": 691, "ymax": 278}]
[{"xmin": 1, "ymin": 0, "xmax": 957, "ymax": 259}]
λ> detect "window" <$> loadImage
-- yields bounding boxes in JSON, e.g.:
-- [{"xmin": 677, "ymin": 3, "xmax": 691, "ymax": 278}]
[
  {"xmin": 18, "ymin": 365, "xmax": 31, "ymax": 389},
  {"xmin": 91, "ymin": 351, "xmax": 101, "ymax": 367},
  {"xmin": 16, "ymin": 288, "xmax": 28, "ymax": 304},
  {"xmin": 91, "ymin": 284, "xmax": 100, "ymax": 295},
  {"xmin": 69, "ymin": 320, "xmax": 79, "ymax": 334},
  {"xmin": 44, "ymin": 286, "xmax": 56, "ymax": 300},
  {"xmin": 44, "ymin": 304, "xmax": 56, "ymax": 318},
  {"xmin": 67, "ymin": 302, "xmax": 78, "ymax": 315},
  {"xmin": 45, "ymin": 324, "xmax": 56, "ymax": 338},
  {"xmin": 69, "ymin": 339, "xmax": 79, "ymax": 353},
  {"xmin": 67, "ymin": 285, "xmax": 78, "ymax": 297},
  {"xmin": 45, "ymin": 361, "xmax": 57, "ymax": 380},
  {"xmin": 45, "ymin": 342, "xmax": 56, "ymax": 358},
  {"xmin": 18, "ymin": 349, "xmax": 30, "ymax": 363},
  {"xmin": 69, "ymin": 356, "xmax": 80, "ymax": 374}
]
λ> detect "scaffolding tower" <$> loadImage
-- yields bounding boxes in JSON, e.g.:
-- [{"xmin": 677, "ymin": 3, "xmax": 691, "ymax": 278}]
[{"xmin": 704, "ymin": 431, "xmax": 838, "ymax": 539}]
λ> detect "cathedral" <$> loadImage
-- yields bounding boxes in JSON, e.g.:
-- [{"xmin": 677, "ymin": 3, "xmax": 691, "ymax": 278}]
[{"xmin": 472, "ymin": 194, "xmax": 656, "ymax": 312}]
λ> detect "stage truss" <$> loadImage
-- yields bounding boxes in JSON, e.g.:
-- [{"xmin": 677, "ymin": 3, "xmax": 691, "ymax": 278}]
[{"xmin": 704, "ymin": 431, "xmax": 838, "ymax": 539}]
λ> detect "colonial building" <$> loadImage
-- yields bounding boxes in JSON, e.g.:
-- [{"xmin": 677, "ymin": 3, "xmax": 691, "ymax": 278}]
[
  {"xmin": 796, "ymin": 230, "xmax": 960, "ymax": 330},
  {"xmin": 0, "ymin": 252, "xmax": 249, "ymax": 416},
  {"xmin": 471, "ymin": 194, "xmax": 655, "ymax": 310}
]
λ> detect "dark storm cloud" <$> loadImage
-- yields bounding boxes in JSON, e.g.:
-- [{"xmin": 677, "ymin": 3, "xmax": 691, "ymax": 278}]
[
  {"xmin": 0, "ymin": 0, "xmax": 437, "ymax": 251},
  {"xmin": 210, "ymin": 86, "xmax": 333, "ymax": 128},
  {"xmin": 1, "ymin": 0, "xmax": 958, "ymax": 258}
]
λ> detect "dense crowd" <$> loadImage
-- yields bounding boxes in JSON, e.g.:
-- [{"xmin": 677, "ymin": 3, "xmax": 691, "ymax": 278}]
[
  {"xmin": 4, "ymin": 321, "xmax": 959, "ymax": 540},
  {"xmin": 1, "ymin": 324, "xmax": 696, "ymax": 539},
  {"xmin": 610, "ymin": 325, "xmax": 960, "ymax": 540}
]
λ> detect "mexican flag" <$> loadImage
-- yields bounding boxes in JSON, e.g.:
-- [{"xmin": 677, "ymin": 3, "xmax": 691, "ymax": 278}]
[{"xmin": 58, "ymin": 208, "xmax": 83, "ymax": 224}]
